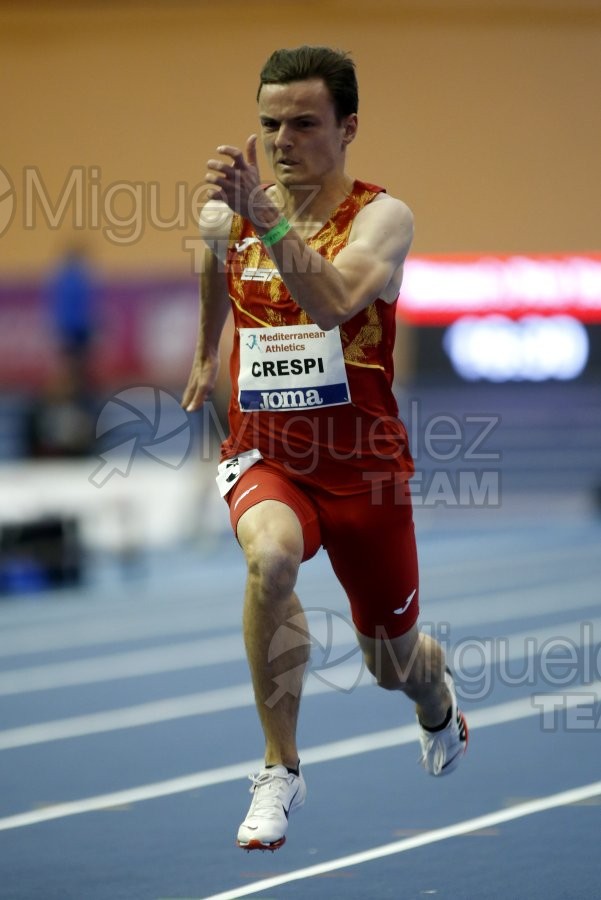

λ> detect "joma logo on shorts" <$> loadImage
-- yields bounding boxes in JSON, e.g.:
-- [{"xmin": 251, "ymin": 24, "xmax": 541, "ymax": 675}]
[{"xmin": 259, "ymin": 389, "xmax": 324, "ymax": 409}]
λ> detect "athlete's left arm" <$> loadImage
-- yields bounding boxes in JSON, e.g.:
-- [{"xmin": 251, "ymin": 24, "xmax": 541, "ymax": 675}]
[
  {"xmin": 327, "ymin": 196, "xmax": 413, "ymax": 325},
  {"xmin": 262, "ymin": 197, "xmax": 413, "ymax": 330}
]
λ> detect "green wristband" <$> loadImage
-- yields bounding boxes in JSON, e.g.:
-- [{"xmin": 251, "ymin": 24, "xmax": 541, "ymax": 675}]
[{"xmin": 260, "ymin": 217, "xmax": 291, "ymax": 247}]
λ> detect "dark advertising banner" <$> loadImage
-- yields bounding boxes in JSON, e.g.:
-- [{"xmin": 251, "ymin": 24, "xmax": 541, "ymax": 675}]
[{"xmin": 1, "ymin": 254, "xmax": 600, "ymax": 390}]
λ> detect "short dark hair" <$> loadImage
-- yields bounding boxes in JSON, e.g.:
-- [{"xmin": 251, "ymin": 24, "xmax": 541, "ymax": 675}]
[{"xmin": 257, "ymin": 46, "xmax": 358, "ymax": 122}]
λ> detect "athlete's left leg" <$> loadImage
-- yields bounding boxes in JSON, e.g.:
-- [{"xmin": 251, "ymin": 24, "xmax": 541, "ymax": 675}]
[
  {"xmin": 320, "ymin": 477, "xmax": 467, "ymax": 773},
  {"xmin": 355, "ymin": 623, "xmax": 450, "ymax": 726}
]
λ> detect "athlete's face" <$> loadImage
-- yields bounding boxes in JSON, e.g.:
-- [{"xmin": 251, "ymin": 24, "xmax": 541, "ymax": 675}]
[{"xmin": 258, "ymin": 79, "xmax": 357, "ymax": 188}]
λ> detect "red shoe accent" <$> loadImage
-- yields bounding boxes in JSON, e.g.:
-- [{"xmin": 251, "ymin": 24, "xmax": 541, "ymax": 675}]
[{"xmin": 236, "ymin": 836, "xmax": 286, "ymax": 852}]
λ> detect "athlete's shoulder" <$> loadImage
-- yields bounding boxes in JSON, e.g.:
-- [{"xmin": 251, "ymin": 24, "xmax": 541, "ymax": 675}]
[
  {"xmin": 354, "ymin": 189, "xmax": 414, "ymax": 238},
  {"xmin": 371, "ymin": 192, "xmax": 413, "ymax": 219},
  {"xmin": 347, "ymin": 186, "xmax": 414, "ymax": 278},
  {"xmin": 353, "ymin": 180, "xmax": 413, "ymax": 222}
]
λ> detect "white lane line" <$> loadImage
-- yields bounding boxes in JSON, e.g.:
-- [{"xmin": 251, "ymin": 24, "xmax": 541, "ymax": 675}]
[
  {"xmin": 1, "ymin": 685, "xmax": 599, "ymax": 833},
  {"xmin": 2, "ymin": 576, "xmax": 599, "ymax": 697},
  {"xmin": 1, "ymin": 619, "xmax": 599, "ymax": 749},
  {"xmin": 435, "ymin": 576, "xmax": 601, "ymax": 631},
  {"xmin": 0, "ymin": 634, "xmax": 244, "ymax": 696},
  {"xmin": 0, "ymin": 665, "xmax": 367, "ymax": 750},
  {"xmin": 0, "ymin": 543, "xmax": 597, "ymax": 657},
  {"xmin": 453, "ymin": 616, "xmax": 601, "ymax": 672},
  {"xmin": 0, "ymin": 610, "xmax": 241, "ymax": 659},
  {"xmin": 0, "ymin": 684, "xmax": 252, "ymax": 750},
  {"xmin": 198, "ymin": 780, "xmax": 601, "ymax": 900}
]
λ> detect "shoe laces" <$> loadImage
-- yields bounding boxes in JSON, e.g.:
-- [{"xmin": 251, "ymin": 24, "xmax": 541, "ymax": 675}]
[
  {"xmin": 420, "ymin": 732, "xmax": 449, "ymax": 774},
  {"xmin": 248, "ymin": 769, "xmax": 291, "ymax": 818},
  {"xmin": 419, "ymin": 715, "xmax": 462, "ymax": 774}
]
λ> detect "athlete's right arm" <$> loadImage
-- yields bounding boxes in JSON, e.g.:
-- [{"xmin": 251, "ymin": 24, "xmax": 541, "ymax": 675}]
[{"xmin": 181, "ymin": 201, "xmax": 233, "ymax": 412}]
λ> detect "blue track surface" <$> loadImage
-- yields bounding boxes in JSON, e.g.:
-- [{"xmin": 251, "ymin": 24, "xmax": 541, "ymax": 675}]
[{"xmin": 1, "ymin": 493, "xmax": 600, "ymax": 899}]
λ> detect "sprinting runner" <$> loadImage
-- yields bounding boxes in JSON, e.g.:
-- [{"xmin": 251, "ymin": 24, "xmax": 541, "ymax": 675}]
[{"xmin": 183, "ymin": 45, "xmax": 467, "ymax": 852}]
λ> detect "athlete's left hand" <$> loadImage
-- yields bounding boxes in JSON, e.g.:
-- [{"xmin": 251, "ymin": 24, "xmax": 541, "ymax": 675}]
[{"xmin": 205, "ymin": 135, "xmax": 277, "ymax": 226}]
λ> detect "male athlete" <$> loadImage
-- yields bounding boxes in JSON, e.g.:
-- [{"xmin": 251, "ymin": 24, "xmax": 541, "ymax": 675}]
[{"xmin": 183, "ymin": 46, "xmax": 467, "ymax": 852}]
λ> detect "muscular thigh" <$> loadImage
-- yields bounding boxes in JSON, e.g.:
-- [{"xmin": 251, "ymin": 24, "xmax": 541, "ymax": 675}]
[
  {"xmin": 318, "ymin": 479, "xmax": 419, "ymax": 640},
  {"xmin": 226, "ymin": 462, "xmax": 322, "ymax": 562}
]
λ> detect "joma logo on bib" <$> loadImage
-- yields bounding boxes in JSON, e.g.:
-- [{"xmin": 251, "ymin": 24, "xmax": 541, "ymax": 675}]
[{"xmin": 259, "ymin": 389, "xmax": 324, "ymax": 409}]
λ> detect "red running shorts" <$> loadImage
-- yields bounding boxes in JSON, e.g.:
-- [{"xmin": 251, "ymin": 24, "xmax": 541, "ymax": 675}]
[{"xmin": 225, "ymin": 461, "xmax": 419, "ymax": 639}]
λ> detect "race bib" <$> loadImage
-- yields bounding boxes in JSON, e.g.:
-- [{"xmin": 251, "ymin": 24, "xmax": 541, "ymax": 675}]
[
  {"xmin": 238, "ymin": 324, "xmax": 351, "ymax": 412},
  {"xmin": 216, "ymin": 448, "xmax": 263, "ymax": 497}
]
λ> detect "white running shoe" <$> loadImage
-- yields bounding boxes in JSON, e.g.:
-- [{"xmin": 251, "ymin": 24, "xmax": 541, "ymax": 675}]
[
  {"xmin": 418, "ymin": 669, "xmax": 468, "ymax": 776},
  {"xmin": 236, "ymin": 765, "xmax": 307, "ymax": 851}
]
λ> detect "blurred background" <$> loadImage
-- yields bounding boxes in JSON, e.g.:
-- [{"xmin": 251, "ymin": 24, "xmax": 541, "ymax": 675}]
[{"xmin": 0, "ymin": 0, "xmax": 600, "ymax": 593}]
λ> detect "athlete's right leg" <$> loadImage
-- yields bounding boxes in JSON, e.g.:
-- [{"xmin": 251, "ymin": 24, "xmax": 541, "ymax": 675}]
[
  {"xmin": 237, "ymin": 500, "xmax": 309, "ymax": 850},
  {"xmin": 225, "ymin": 467, "xmax": 321, "ymax": 850},
  {"xmin": 236, "ymin": 499, "xmax": 308, "ymax": 770}
]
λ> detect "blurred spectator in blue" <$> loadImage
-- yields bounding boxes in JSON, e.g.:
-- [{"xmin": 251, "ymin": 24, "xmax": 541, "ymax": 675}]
[
  {"xmin": 22, "ymin": 242, "xmax": 99, "ymax": 458},
  {"xmin": 48, "ymin": 241, "xmax": 97, "ymax": 383}
]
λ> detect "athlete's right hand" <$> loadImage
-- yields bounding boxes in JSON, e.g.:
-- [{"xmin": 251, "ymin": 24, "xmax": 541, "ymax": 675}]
[{"xmin": 181, "ymin": 354, "xmax": 219, "ymax": 412}]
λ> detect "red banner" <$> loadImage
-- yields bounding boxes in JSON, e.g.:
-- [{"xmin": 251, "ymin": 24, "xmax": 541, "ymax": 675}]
[{"xmin": 398, "ymin": 254, "xmax": 601, "ymax": 325}]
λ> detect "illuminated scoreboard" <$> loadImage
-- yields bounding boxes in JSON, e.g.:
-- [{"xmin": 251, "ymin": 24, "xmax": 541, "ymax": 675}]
[{"xmin": 398, "ymin": 254, "xmax": 601, "ymax": 381}]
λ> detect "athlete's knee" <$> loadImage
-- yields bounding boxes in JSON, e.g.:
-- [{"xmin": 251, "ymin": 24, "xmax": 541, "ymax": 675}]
[
  {"xmin": 360, "ymin": 643, "xmax": 403, "ymax": 691},
  {"xmin": 359, "ymin": 626, "xmax": 423, "ymax": 692},
  {"xmin": 371, "ymin": 655, "xmax": 415, "ymax": 692},
  {"xmin": 244, "ymin": 538, "xmax": 301, "ymax": 598},
  {"xmin": 237, "ymin": 501, "xmax": 304, "ymax": 599}
]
